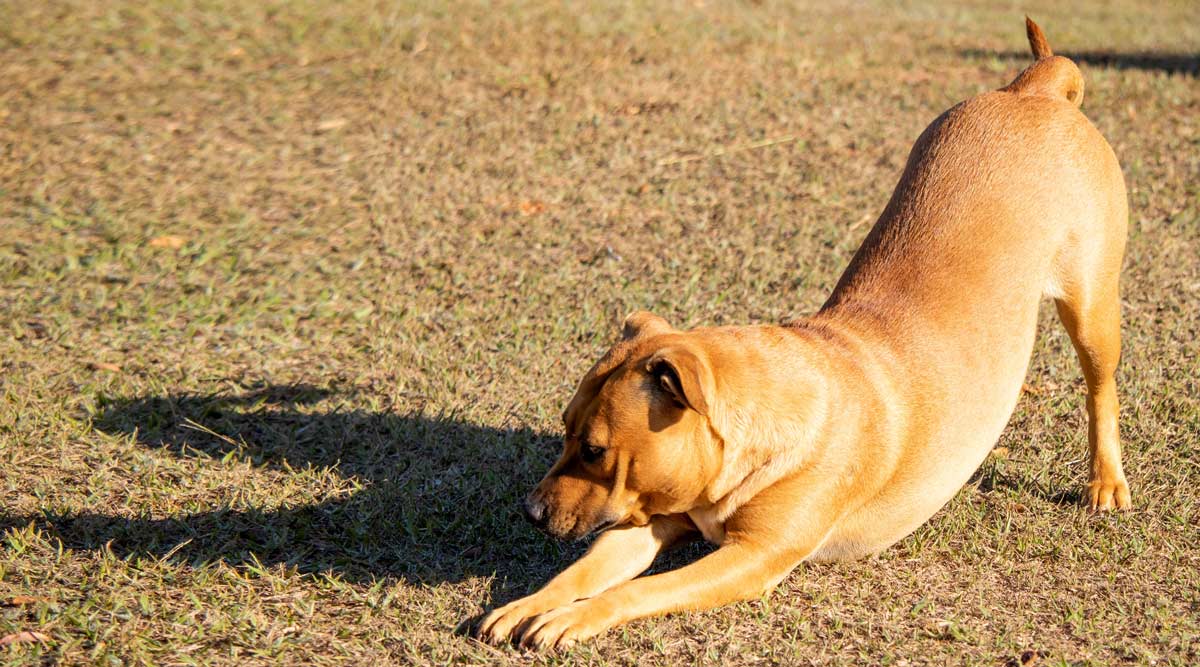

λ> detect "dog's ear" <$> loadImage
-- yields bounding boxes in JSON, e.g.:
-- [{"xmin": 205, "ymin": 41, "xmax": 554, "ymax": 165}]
[
  {"xmin": 646, "ymin": 346, "xmax": 713, "ymax": 417},
  {"xmin": 622, "ymin": 311, "xmax": 672, "ymax": 341},
  {"xmin": 563, "ymin": 312, "xmax": 673, "ymax": 431}
]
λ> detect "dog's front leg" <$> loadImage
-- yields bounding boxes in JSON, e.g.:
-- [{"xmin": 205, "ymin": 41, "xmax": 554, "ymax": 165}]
[
  {"xmin": 474, "ymin": 515, "xmax": 694, "ymax": 645},
  {"xmin": 515, "ymin": 536, "xmax": 806, "ymax": 650},
  {"xmin": 516, "ymin": 478, "xmax": 837, "ymax": 650}
]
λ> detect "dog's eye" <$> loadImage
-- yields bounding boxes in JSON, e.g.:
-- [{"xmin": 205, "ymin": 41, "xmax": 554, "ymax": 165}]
[{"xmin": 580, "ymin": 443, "xmax": 606, "ymax": 464}]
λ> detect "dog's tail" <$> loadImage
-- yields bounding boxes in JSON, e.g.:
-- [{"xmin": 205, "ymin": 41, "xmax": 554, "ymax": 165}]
[
  {"xmin": 1025, "ymin": 16, "xmax": 1053, "ymax": 59},
  {"xmin": 1003, "ymin": 17, "xmax": 1084, "ymax": 108}
]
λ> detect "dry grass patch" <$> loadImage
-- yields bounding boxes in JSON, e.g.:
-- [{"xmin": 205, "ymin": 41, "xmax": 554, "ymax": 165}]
[{"xmin": 1, "ymin": 1, "xmax": 1198, "ymax": 665}]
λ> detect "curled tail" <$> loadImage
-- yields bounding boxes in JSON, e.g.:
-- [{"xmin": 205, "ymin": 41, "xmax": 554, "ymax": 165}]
[{"xmin": 1004, "ymin": 17, "xmax": 1084, "ymax": 107}]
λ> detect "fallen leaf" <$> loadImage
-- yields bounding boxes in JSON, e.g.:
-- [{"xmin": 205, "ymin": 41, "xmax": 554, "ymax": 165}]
[
  {"xmin": 24, "ymin": 320, "xmax": 48, "ymax": 339},
  {"xmin": 0, "ymin": 631, "xmax": 50, "ymax": 647},
  {"xmin": 316, "ymin": 118, "xmax": 348, "ymax": 133},
  {"xmin": 1021, "ymin": 382, "xmax": 1060, "ymax": 396},
  {"xmin": 87, "ymin": 361, "xmax": 121, "ymax": 373},
  {"xmin": 409, "ymin": 32, "xmax": 429, "ymax": 56},
  {"xmin": 518, "ymin": 200, "xmax": 546, "ymax": 216},
  {"xmin": 2, "ymin": 596, "xmax": 51, "ymax": 607},
  {"xmin": 992, "ymin": 446, "xmax": 1009, "ymax": 458},
  {"xmin": 1019, "ymin": 649, "xmax": 1046, "ymax": 666},
  {"xmin": 148, "ymin": 235, "xmax": 187, "ymax": 249}
]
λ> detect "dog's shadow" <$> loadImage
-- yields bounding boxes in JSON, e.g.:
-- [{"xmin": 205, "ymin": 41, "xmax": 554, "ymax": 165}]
[
  {"xmin": 0, "ymin": 384, "xmax": 592, "ymax": 602},
  {"xmin": 960, "ymin": 48, "xmax": 1199, "ymax": 76}
]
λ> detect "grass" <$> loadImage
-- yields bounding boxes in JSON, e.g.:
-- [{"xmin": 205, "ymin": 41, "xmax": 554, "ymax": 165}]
[{"xmin": 1, "ymin": 0, "xmax": 1198, "ymax": 664}]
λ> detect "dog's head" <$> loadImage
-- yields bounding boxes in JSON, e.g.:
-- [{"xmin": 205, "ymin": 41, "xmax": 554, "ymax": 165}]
[{"xmin": 523, "ymin": 311, "xmax": 723, "ymax": 540}]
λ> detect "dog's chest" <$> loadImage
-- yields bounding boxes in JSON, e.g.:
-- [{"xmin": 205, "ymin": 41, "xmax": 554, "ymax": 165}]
[{"xmin": 687, "ymin": 507, "xmax": 726, "ymax": 544}]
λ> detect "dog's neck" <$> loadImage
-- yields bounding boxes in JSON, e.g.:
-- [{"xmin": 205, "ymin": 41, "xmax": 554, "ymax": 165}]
[
  {"xmin": 697, "ymin": 326, "xmax": 839, "ymax": 520},
  {"xmin": 697, "ymin": 317, "xmax": 904, "ymax": 523}
]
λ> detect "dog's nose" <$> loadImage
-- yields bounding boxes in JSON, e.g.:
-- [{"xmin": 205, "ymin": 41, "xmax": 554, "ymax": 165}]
[{"xmin": 523, "ymin": 496, "xmax": 547, "ymax": 527}]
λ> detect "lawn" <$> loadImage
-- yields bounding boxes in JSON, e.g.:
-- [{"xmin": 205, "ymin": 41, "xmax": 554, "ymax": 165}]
[{"xmin": 1, "ymin": 1, "xmax": 1198, "ymax": 664}]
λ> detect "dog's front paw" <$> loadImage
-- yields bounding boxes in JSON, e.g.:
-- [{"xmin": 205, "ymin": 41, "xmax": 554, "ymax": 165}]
[
  {"xmin": 517, "ymin": 597, "xmax": 618, "ymax": 651},
  {"xmin": 1087, "ymin": 475, "xmax": 1132, "ymax": 511},
  {"xmin": 473, "ymin": 592, "xmax": 568, "ymax": 645}
]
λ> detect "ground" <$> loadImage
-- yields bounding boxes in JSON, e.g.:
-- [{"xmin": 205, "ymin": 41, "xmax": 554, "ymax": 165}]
[{"xmin": 1, "ymin": 1, "xmax": 1198, "ymax": 665}]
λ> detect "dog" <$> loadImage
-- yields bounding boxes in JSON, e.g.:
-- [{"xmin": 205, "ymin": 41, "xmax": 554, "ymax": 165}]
[{"xmin": 474, "ymin": 18, "xmax": 1130, "ymax": 650}]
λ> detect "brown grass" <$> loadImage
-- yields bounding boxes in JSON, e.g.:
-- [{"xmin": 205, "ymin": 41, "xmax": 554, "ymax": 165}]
[{"xmin": 1, "ymin": 1, "xmax": 1198, "ymax": 664}]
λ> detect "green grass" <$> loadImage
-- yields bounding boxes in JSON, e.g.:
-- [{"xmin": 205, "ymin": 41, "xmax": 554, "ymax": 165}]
[{"xmin": 1, "ymin": 0, "xmax": 1198, "ymax": 664}]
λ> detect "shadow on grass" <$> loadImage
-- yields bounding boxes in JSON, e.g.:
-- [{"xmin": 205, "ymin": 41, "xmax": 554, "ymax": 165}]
[
  {"xmin": 961, "ymin": 49, "xmax": 1199, "ymax": 76},
  {"xmin": 0, "ymin": 385, "xmax": 586, "ymax": 595},
  {"xmin": 969, "ymin": 457, "xmax": 1082, "ymax": 507}
]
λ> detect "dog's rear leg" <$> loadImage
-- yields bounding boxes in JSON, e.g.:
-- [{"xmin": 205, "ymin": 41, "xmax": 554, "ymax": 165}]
[{"xmin": 1053, "ymin": 266, "xmax": 1132, "ymax": 510}]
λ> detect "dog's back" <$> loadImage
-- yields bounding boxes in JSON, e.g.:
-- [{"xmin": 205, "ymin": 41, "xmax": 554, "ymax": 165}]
[{"xmin": 811, "ymin": 20, "xmax": 1128, "ymax": 558}]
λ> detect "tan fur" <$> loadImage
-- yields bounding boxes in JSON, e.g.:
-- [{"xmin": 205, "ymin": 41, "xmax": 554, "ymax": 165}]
[{"xmin": 474, "ymin": 18, "xmax": 1130, "ymax": 650}]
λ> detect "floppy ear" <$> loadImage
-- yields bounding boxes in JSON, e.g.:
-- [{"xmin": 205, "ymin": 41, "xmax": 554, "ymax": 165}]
[
  {"xmin": 623, "ymin": 310, "xmax": 672, "ymax": 341},
  {"xmin": 646, "ymin": 346, "xmax": 714, "ymax": 417}
]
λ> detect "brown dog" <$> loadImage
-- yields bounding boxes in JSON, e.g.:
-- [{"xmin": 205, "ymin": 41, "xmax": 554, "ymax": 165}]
[{"xmin": 475, "ymin": 18, "xmax": 1130, "ymax": 650}]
